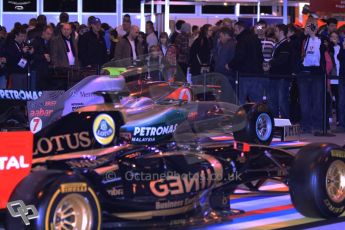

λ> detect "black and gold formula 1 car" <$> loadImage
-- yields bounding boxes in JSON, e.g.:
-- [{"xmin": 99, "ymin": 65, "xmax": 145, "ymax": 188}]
[{"xmin": 1, "ymin": 99, "xmax": 344, "ymax": 230}]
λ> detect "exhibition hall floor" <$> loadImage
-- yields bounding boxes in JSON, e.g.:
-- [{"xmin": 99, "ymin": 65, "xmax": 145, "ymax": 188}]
[
  {"xmin": 300, "ymin": 133, "xmax": 345, "ymax": 146},
  {"xmin": 198, "ymin": 181, "xmax": 345, "ymax": 230}
]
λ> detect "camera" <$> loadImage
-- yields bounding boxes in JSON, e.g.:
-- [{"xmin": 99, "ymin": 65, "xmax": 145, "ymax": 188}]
[
  {"xmin": 24, "ymin": 39, "xmax": 33, "ymax": 50},
  {"xmin": 307, "ymin": 23, "xmax": 317, "ymax": 32}
]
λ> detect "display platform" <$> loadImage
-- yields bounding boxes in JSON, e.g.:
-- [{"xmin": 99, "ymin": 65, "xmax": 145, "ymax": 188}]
[
  {"xmin": 81, "ymin": 179, "xmax": 345, "ymax": 230},
  {"xmin": 206, "ymin": 135, "xmax": 309, "ymax": 150},
  {"xmin": 197, "ymin": 181, "xmax": 345, "ymax": 230},
  {"xmin": 1, "ymin": 182, "xmax": 344, "ymax": 230},
  {"xmin": 102, "ymin": 135, "xmax": 344, "ymax": 230}
]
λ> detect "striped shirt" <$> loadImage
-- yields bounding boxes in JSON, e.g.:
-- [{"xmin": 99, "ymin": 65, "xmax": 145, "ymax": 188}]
[{"xmin": 260, "ymin": 38, "xmax": 275, "ymax": 62}]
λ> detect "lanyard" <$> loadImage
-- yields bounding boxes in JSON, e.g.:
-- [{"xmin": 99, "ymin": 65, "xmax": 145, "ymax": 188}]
[
  {"xmin": 14, "ymin": 42, "xmax": 22, "ymax": 53},
  {"xmin": 272, "ymin": 38, "xmax": 287, "ymax": 57},
  {"xmin": 304, "ymin": 36, "xmax": 311, "ymax": 54}
]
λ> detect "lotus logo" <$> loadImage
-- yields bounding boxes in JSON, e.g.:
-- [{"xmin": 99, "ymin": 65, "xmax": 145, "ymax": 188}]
[
  {"xmin": 97, "ymin": 120, "xmax": 113, "ymax": 138},
  {"xmin": 93, "ymin": 114, "xmax": 115, "ymax": 145}
]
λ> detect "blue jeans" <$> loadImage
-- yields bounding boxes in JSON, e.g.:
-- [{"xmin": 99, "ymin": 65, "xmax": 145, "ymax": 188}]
[
  {"xmin": 239, "ymin": 77, "xmax": 269, "ymax": 104},
  {"xmin": 0, "ymin": 75, "xmax": 6, "ymax": 88},
  {"xmin": 221, "ymin": 74, "xmax": 236, "ymax": 103},
  {"xmin": 338, "ymin": 79, "xmax": 345, "ymax": 128},
  {"xmin": 297, "ymin": 75, "xmax": 324, "ymax": 131},
  {"xmin": 269, "ymin": 79, "xmax": 290, "ymax": 118}
]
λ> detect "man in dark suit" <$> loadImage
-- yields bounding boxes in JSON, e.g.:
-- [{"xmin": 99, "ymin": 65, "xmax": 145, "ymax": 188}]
[
  {"xmin": 50, "ymin": 23, "xmax": 78, "ymax": 68},
  {"xmin": 267, "ymin": 24, "xmax": 291, "ymax": 118},
  {"xmin": 32, "ymin": 25, "xmax": 54, "ymax": 90},
  {"xmin": 78, "ymin": 17, "xmax": 107, "ymax": 68}
]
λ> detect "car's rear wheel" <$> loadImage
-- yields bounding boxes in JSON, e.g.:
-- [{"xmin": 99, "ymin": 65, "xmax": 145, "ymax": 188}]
[
  {"xmin": 255, "ymin": 113, "xmax": 273, "ymax": 142},
  {"xmin": 234, "ymin": 103, "xmax": 274, "ymax": 145},
  {"xmin": 289, "ymin": 143, "xmax": 345, "ymax": 218}
]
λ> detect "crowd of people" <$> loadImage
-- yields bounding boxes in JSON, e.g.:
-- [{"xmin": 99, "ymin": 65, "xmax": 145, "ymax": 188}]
[{"xmin": 0, "ymin": 12, "xmax": 345, "ymax": 134}]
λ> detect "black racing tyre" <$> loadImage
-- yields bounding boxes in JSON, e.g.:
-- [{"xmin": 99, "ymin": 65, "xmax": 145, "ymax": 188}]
[
  {"xmin": 289, "ymin": 143, "xmax": 345, "ymax": 218},
  {"xmin": 233, "ymin": 103, "xmax": 274, "ymax": 145},
  {"xmin": 5, "ymin": 171, "xmax": 102, "ymax": 230},
  {"xmin": 209, "ymin": 190, "xmax": 230, "ymax": 211}
]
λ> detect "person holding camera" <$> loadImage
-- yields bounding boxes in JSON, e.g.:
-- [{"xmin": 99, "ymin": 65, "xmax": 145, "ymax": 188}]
[
  {"xmin": 298, "ymin": 17, "xmax": 326, "ymax": 135},
  {"xmin": 5, "ymin": 27, "xmax": 34, "ymax": 90}
]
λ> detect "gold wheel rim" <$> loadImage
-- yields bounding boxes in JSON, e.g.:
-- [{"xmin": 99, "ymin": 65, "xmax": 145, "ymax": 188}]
[
  {"xmin": 52, "ymin": 193, "xmax": 93, "ymax": 230},
  {"xmin": 326, "ymin": 160, "xmax": 345, "ymax": 203}
]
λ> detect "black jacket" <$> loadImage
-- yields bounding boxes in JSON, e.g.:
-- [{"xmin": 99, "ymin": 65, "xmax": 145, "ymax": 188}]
[
  {"xmin": 189, "ymin": 37, "xmax": 213, "ymax": 76},
  {"xmin": 0, "ymin": 38, "xmax": 6, "ymax": 76},
  {"xmin": 269, "ymin": 39, "xmax": 291, "ymax": 75},
  {"xmin": 289, "ymin": 34, "xmax": 303, "ymax": 74},
  {"xmin": 5, "ymin": 40, "xmax": 32, "ymax": 74},
  {"xmin": 27, "ymin": 25, "xmax": 45, "ymax": 40},
  {"xmin": 170, "ymin": 31, "xmax": 179, "ymax": 44},
  {"xmin": 78, "ymin": 30, "xmax": 107, "ymax": 67},
  {"xmin": 54, "ymin": 22, "xmax": 63, "ymax": 36},
  {"xmin": 338, "ymin": 47, "xmax": 345, "ymax": 77},
  {"xmin": 32, "ymin": 37, "xmax": 50, "ymax": 71},
  {"xmin": 32, "ymin": 37, "xmax": 51, "ymax": 89},
  {"xmin": 229, "ymin": 29, "xmax": 263, "ymax": 74}
]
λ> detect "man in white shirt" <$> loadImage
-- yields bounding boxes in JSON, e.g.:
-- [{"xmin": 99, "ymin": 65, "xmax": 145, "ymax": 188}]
[
  {"xmin": 114, "ymin": 26, "xmax": 143, "ymax": 67},
  {"xmin": 146, "ymin": 21, "xmax": 158, "ymax": 49},
  {"xmin": 50, "ymin": 23, "xmax": 78, "ymax": 68}
]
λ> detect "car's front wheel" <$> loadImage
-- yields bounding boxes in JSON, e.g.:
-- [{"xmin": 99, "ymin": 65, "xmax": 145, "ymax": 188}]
[
  {"xmin": 289, "ymin": 143, "xmax": 345, "ymax": 218},
  {"xmin": 6, "ymin": 171, "xmax": 102, "ymax": 230}
]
